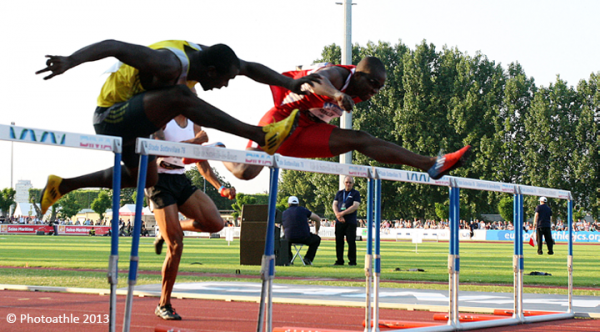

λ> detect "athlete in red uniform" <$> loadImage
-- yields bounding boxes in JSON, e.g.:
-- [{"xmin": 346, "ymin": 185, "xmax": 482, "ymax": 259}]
[{"xmin": 225, "ymin": 57, "xmax": 471, "ymax": 180}]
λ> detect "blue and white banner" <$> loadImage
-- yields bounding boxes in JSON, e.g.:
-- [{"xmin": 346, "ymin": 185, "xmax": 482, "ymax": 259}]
[{"xmin": 486, "ymin": 230, "xmax": 600, "ymax": 243}]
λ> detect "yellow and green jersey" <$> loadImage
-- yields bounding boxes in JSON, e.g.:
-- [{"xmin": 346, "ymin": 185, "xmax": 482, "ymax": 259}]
[{"xmin": 97, "ymin": 40, "xmax": 201, "ymax": 107}]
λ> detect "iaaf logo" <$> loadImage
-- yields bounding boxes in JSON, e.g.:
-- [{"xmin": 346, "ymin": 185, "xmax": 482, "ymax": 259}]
[
  {"xmin": 10, "ymin": 127, "xmax": 66, "ymax": 145},
  {"xmin": 80, "ymin": 135, "xmax": 113, "ymax": 150}
]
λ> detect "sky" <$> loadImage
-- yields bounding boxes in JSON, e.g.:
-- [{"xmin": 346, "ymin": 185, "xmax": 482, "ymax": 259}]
[{"xmin": 0, "ymin": 0, "xmax": 598, "ymax": 195}]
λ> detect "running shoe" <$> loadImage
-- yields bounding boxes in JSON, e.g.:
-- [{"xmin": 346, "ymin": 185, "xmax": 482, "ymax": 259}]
[
  {"xmin": 155, "ymin": 304, "xmax": 182, "ymax": 320},
  {"xmin": 260, "ymin": 109, "xmax": 300, "ymax": 155},
  {"xmin": 40, "ymin": 175, "xmax": 63, "ymax": 215},
  {"xmin": 154, "ymin": 231, "xmax": 164, "ymax": 255},
  {"xmin": 427, "ymin": 145, "xmax": 472, "ymax": 180}
]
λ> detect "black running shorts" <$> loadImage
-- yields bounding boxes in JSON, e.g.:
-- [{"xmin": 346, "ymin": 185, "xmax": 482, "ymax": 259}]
[
  {"xmin": 146, "ymin": 173, "xmax": 198, "ymax": 209},
  {"xmin": 93, "ymin": 92, "xmax": 159, "ymax": 168}
]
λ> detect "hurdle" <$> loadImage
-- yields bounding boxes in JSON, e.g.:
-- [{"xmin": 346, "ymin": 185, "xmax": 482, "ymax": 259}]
[
  {"xmin": 0, "ymin": 124, "xmax": 123, "ymax": 332},
  {"xmin": 131, "ymin": 138, "xmax": 374, "ymax": 332},
  {"xmin": 130, "ymin": 139, "xmax": 271, "ymax": 332},
  {"xmin": 366, "ymin": 169, "xmax": 575, "ymax": 331}
]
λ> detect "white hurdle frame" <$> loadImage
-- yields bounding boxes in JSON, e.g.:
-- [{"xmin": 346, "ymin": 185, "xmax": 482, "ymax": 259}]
[
  {"xmin": 132, "ymin": 137, "xmax": 575, "ymax": 332},
  {"xmin": 0, "ymin": 124, "xmax": 123, "ymax": 332},
  {"xmin": 373, "ymin": 168, "xmax": 575, "ymax": 331},
  {"xmin": 133, "ymin": 138, "xmax": 373, "ymax": 332}
]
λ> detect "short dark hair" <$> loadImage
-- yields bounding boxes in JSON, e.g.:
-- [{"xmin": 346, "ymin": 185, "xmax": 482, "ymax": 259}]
[
  {"xmin": 200, "ymin": 44, "xmax": 240, "ymax": 74},
  {"xmin": 357, "ymin": 56, "xmax": 386, "ymax": 75}
]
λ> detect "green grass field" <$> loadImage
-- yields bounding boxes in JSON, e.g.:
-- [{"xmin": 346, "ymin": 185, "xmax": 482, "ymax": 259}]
[{"xmin": 0, "ymin": 235, "xmax": 598, "ymax": 296}]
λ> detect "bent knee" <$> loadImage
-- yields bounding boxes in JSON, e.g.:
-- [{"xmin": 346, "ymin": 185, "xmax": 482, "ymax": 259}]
[
  {"xmin": 239, "ymin": 166, "xmax": 262, "ymax": 180},
  {"xmin": 194, "ymin": 218, "xmax": 224, "ymax": 233}
]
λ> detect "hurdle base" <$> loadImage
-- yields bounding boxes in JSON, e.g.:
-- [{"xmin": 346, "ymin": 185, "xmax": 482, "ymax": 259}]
[
  {"xmin": 274, "ymin": 327, "xmax": 363, "ymax": 332},
  {"xmin": 363, "ymin": 319, "xmax": 443, "ymax": 329}
]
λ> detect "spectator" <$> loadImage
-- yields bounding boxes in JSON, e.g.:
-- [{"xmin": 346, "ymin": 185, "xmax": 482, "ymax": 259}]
[
  {"xmin": 533, "ymin": 197, "xmax": 554, "ymax": 255},
  {"xmin": 282, "ymin": 196, "xmax": 321, "ymax": 265}
]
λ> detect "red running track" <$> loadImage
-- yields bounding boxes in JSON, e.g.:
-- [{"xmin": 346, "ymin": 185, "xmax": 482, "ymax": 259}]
[{"xmin": 0, "ymin": 290, "xmax": 598, "ymax": 332}]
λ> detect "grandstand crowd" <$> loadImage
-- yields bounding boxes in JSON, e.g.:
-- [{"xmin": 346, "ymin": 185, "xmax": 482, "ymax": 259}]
[{"xmin": 2, "ymin": 216, "xmax": 598, "ymax": 233}]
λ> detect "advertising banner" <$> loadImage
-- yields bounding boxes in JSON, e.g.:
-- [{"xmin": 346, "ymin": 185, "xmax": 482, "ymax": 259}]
[
  {"xmin": 0, "ymin": 224, "xmax": 111, "ymax": 236},
  {"xmin": 486, "ymin": 230, "xmax": 600, "ymax": 243}
]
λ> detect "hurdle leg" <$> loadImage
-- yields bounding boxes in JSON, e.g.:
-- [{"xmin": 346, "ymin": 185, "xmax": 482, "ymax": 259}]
[
  {"xmin": 256, "ymin": 166, "xmax": 279, "ymax": 332},
  {"xmin": 123, "ymin": 154, "xmax": 149, "ymax": 332},
  {"xmin": 513, "ymin": 190, "xmax": 524, "ymax": 323},
  {"xmin": 567, "ymin": 198, "xmax": 574, "ymax": 314},
  {"xmin": 448, "ymin": 182, "xmax": 460, "ymax": 329},
  {"xmin": 364, "ymin": 178, "xmax": 374, "ymax": 332},
  {"xmin": 108, "ymin": 152, "xmax": 122, "ymax": 332},
  {"xmin": 371, "ymin": 179, "xmax": 382, "ymax": 332}
]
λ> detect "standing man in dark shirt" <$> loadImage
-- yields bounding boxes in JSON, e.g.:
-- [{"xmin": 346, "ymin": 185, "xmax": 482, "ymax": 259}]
[
  {"xmin": 533, "ymin": 196, "xmax": 554, "ymax": 255},
  {"xmin": 282, "ymin": 196, "xmax": 322, "ymax": 265},
  {"xmin": 332, "ymin": 176, "xmax": 361, "ymax": 266}
]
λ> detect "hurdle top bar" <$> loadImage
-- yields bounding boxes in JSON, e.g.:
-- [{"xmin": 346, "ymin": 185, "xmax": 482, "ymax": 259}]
[
  {"xmin": 374, "ymin": 167, "xmax": 571, "ymax": 199},
  {"xmin": 136, "ymin": 138, "xmax": 371, "ymax": 178},
  {"xmin": 0, "ymin": 124, "xmax": 122, "ymax": 153},
  {"xmin": 135, "ymin": 138, "xmax": 571, "ymax": 198}
]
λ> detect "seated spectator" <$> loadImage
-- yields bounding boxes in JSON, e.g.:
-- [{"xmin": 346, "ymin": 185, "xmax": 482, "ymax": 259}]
[{"xmin": 282, "ymin": 196, "xmax": 321, "ymax": 265}]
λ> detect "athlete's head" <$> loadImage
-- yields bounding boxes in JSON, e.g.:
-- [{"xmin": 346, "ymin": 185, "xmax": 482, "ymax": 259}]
[
  {"xmin": 198, "ymin": 44, "xmax": 241, "ymax": 91},
  {"xmin": 348, "ymin": 57, "xmax": 386, "ymax": 101}
]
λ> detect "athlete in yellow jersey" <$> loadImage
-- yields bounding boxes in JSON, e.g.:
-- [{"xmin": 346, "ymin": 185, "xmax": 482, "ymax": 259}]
[{"xmin": 36, "ymin": 39, "xmax": 320, "ymax": 214}]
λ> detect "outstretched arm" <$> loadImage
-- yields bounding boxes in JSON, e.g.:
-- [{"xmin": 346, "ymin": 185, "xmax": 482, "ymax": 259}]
[
  {"xmin": 189, "ymin": 124, "xmax": 236, "ymax": 200},
  {"xmin": 302, "ymin": 66, "xmax": 355, "ymax": 111},
  {"xmin": 239, "ymin": 60, "xmax": 321, "ymax": 95},
  {"xmin": 36, "ymin": 39, "xmax": 181, "ymax": 81}
]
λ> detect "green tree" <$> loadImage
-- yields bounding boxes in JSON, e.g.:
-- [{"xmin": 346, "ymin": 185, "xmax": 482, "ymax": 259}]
[
  {"xmin": 571, "ymin": 73, "xmax": 600, "ymax": 216},
  {"xmin": 231, "ymin": 193, "xmax": 256, "ymax": 220},
  {"xmin": 57, "ymin": 193, "xmax": 82, "ymax": 220},
  {"xmin": 131, "ymin": 190, "xmax": 147, "ymax": 208},
  {"xmin": 91, "ymin": 191, "xmax": 112, "ymax": 221},
  {"xmin": 0, "ymin": 188, "xmax": 16, "ymax": 217},
  {"xmin": 120, "ymin": 188, "xmax": 135, "ymax": 206},
  {"xmin": 231, "ymin": 193, "xmax": 270, "ymax": 220},
  {"xmin": 497, "ymin": 196, "xmax": 513, "ymax": 222},
  {"xmin": 69, "ymin": 190, "xmax": 100, "ymax": 209},
  {"xmin": 435, "ymin": 200, "xmax": 449, "ymax": 220},
  {"xmin": 523, "ymin": 78, "xmax": 581, "ymax": 219},
  {"xmin": 29, "ymin": 188, "xmax": 42, "ymax": 203}
]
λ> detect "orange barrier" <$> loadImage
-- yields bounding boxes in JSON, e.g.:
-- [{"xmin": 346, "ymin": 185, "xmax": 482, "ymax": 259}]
[
  {"xmin": 155, "ymin": 325, "xmax": 195, "ymax": 332},
  {"xmin": 493, "ymin": 309, "xmax": 563, "ymax": 316},
  {"xmin": 362, "ymin": 319, "xmax": 443, "ymax": 329},
  {"xmin": 432, "ymin": 313, "xmax": 505, "ymax": 322},
  {"xmin": 273, "ymin": 328, "xmax": 358, "ymax": 332}
]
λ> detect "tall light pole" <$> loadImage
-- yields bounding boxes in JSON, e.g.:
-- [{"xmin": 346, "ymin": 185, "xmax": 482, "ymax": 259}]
[
  {"xmin": 337, "ymin": 0, "xmax": 355, "ymax": 189},
  {"xmin": 10, "ymin": 122, "xmax": 15, "ymax": 189}
]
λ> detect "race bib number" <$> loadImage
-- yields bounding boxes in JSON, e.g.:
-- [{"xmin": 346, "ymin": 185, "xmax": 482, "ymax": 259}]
[{"xmin": 308, "ymin": 102, "xmax": 344, "ymax": 123}]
